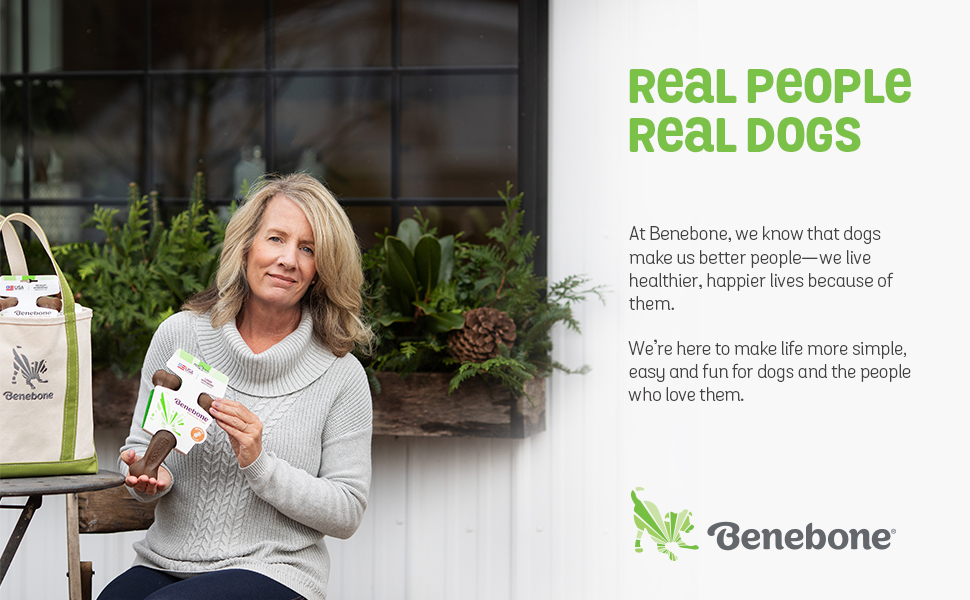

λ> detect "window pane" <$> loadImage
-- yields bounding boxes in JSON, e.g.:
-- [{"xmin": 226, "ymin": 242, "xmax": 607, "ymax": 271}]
[
  {"xmin": 343, "ymin": 205, "xmax": 390, "ymax": 249},
  {"xmin": 33, "ymin": 0, "xmax": 145, "ymax": 72},
  {"xmin": 153, "ymin": 76, "xmax": 265, "ymax": 199},
  {"xmin": 1, "ymin": 204, "xmax": 116, "ymax": 248},
  {"xmin": 275, "ymin": 0, "xmax": 391, "ymax": 68},
  {"xmin": 0, "ymin": 206, "xmax": 59, "ymax": 275},
  {"xmin": 29, "ymin": 204, "xmax": 97, "ymax": 244},
  {"xmin": 401, "ymin": 74, "xmax": 517, "ymax": 197},
  {"xmin": 275, "ymin": 75, "xmax": 391, "ymax": 198},
  {"xmin": 24, "ymin": 0, "xmax": 62, "ymax": 72},
  {"xmin": 27, "ymin": 78, "xmax": 143, "ymax": 199},
  {"xmin": 401, "ymin": 0, "xmax": 518, "ymax": 66},
  {"xmin": 0, "ymin": 205, "xmax": 24, "ymax": 223},
  {"xmin": 152, "ymin": 0, "xmax": 265, "ymax": 70},
  {"xmin": 1, "ymin": 0, "xmax": 23, "ymax": 72},
  {"xmin": 1, "ymin": 81, "xmax": 25, "ymax": 199}
]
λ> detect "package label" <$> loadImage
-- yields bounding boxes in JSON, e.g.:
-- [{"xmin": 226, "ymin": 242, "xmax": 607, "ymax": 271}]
[{"xmin": 1, "ymin": 275, "xmax": 61, "ymax": 317}]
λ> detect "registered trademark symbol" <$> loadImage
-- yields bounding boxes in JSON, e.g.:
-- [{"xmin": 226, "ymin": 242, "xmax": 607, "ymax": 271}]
[{"xmin": 891, "ymin": 529, "xmax": 896, "ymax": 534}]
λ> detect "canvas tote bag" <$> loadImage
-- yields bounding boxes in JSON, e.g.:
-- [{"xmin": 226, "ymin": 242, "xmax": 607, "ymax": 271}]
[{"xmin": 0, "ymin": 213, "xmax": 97, "ymax": 477}]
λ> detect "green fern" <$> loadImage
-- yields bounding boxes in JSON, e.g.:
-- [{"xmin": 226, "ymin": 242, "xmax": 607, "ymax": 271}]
[
  {"xmin": 448, "ymin": 355, "xmax": 536, "ymax": 395},
  {"xmin": 53, "ymin": 173, "xmax": 226, "ymax": 375}
]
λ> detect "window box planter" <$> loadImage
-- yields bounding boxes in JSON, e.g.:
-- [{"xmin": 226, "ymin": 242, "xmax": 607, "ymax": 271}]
[
  {"xmin": 92, "ymin": 370, "xmax": 141, "ymax": 430},
  {"xmin": 371, "ymin": 372, "xmax": 545, "ymax": 439}
]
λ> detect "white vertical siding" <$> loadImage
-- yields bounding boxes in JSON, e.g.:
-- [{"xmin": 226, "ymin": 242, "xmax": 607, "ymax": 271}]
[
  {"xmin": 0, "ymin": 491, "xmax": 71, "ymax": 599},
  {"xmin": 326, "ymin": 437, "xmax": 519, "ymax": 600}
]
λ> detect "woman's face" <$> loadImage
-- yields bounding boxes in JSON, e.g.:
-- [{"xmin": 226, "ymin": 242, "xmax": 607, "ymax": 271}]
[{"xmin": 245, "ymin": 195, "xmax": 317, "ymax": 315}]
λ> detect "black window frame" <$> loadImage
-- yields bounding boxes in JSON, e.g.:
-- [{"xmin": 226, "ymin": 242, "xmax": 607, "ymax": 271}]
[{"xmin": 0, "ymin": 0, "xmax": 547, "ymax": 274}]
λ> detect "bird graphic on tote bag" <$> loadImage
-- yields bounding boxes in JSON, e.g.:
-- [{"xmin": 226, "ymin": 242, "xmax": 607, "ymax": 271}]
[{"xmin": 12, "ymin": 347, "xmax": 48, "ymax": 390}]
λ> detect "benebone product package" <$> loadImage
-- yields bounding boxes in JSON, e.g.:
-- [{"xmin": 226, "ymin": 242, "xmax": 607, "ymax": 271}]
[
  {"xmin": 0, "ymin": 275, "xmax": 63, "ymax": 316},
  {"xmin": 128, "ymin": 350, "xmax": 228, "ymax": 479}
]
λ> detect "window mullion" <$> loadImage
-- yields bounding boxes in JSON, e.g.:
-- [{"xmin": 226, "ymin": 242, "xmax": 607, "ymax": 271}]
[
  {"xmin": 265, "ymin": 0, "xmax": 275, "ymax": 173},
  {"xmin": 390, "ymin": 0, "xmax": 402, "ymax": 230},
  {"xmin": 143, "ymin": 0, "xmax": 153, "ymax": 193},
  {"xmin": 20, "ymin": 0, "xmax": 31, "ymax": 212}
]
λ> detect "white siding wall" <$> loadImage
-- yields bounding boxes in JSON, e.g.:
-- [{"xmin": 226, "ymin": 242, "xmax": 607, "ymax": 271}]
[{"xmin": 0, "ymin": 1, "xmax": 632, "ymax": 597}]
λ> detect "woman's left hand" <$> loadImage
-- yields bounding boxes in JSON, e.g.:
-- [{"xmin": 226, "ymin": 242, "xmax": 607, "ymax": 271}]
[{"xmin": 210, "ymin": 398, "xmax": 263, "ymax": 468}]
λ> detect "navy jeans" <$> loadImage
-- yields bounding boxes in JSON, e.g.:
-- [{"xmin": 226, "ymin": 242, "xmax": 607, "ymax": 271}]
[{"xmin": 97, "ymin": 566, "xmax": 306, "ymax": 600}]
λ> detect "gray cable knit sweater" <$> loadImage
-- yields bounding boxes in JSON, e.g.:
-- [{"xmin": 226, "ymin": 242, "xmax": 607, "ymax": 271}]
[{"xmin": 119, "ymin": 310, "xmax": 372, "ymax": 600}]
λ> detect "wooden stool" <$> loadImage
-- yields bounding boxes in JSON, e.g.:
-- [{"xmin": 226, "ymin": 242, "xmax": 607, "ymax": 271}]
[
  {"xmin": 75, "ymin": 485, "xmax": 158, "ymax": 600},
  {"xmin": 0, "ymin": 471, "xmax": 125, "ymax": 600}
]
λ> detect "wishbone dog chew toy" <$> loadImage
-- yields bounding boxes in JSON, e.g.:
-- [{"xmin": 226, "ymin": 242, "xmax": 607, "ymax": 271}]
[
  {"xmin": 132, "ymin": 350, "xmax": 229, "ymax": 481},
  {"xmin": 36, "ymin": 296, "xmax": 62, "ymax": 311},
  {"xmin": 128, "ymin": 370, "xmax": 218, "ymax": 479},
  {"xmin": 152, "ymin": 369, "xmax": 182, "ymax": 391},
  {"xmin": 0, "ymin": 275, "xmax": 61, "ymax": 315},
  {"xmin": 128, "ymin": 430, "xmax": 177, "ymax": 479},
  {"xmin": 150, "ymin": 369, "xmax": 215, "ymax": 414},
  {"xmin": 0, "ymin": 295, "xmax": 61, "ymax": 311}
]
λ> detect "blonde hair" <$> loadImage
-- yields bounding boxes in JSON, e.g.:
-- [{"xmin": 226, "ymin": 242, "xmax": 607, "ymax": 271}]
[{"xmin": 185, "ymin": 173, "xmax": 372, "ymax": 356}]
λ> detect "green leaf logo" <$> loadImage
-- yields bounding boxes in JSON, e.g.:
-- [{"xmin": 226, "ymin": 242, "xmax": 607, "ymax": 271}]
[
  {"xmin": 631, "ymin": 487, "xmax": 699, "ymax": 561},
  {"xmin": 156, "ymin": 391, "xmax": 184, "ymax": 434}
]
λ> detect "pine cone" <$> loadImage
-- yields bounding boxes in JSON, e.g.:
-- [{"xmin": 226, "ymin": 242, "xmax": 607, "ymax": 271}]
[{"xmin": 449, "ymin": 307, "xmax": 517, "ymax": 363}]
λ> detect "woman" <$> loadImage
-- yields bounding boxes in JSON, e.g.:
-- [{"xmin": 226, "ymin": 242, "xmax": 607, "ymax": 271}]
[{"xmin": 99, "ymin": 173, "xmax": 373, "ymax": 600}]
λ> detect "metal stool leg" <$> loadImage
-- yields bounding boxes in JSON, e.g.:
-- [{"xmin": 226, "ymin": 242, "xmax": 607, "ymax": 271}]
[{"xmin": 0, "ymin": 495, "xmax": 42, "ymax": 584}]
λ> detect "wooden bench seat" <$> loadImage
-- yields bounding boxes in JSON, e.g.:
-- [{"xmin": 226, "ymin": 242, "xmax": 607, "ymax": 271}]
[{"xmin": 78, "ymin": 485, "xmax": 157, "ymax": 534}]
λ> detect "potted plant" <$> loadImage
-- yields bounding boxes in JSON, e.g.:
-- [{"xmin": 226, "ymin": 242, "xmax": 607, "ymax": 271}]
[{"xmin": 358, "ymin": 184, "xmax": 604, "ymax": 438}]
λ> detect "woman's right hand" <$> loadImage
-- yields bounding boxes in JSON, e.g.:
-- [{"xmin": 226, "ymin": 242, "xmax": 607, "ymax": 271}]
[{"xmin": 121, "ymin": 449, "xmax": 172, "ymax": 495}]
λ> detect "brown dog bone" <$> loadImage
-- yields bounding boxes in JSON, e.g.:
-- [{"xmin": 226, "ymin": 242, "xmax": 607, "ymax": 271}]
[
  {"xmin": 0, "ymin": 297, "xmax": 16, "ymax": 310},
  {"xmin": 152, "ymin": 369, "xmax": 213, "ymax": 416},
  {"xmin": 152, "ymin": 369, "xmax": 182, "ymax": 390},
  {"xmin": 36, "ymin": 296, "xmax": 62, "ymax": 311},
  {"xmin": 197, "ymin": 394, "xmax": 214, "ymax": 416},
  {"xmin": 128, "ymin": 429, "xmax": 177, "ymax": 480}
]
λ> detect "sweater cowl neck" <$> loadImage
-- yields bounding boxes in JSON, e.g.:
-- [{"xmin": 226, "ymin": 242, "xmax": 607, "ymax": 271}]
[{"xmin": 195, "ymin": 309, "xmax": 336, "ymax": 397}]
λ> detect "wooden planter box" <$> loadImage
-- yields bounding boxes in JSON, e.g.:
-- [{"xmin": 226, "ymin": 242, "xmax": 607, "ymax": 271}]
[
  {"xmin": 92, "ymin": 370, "xmax": 141, "ymax": 430},
  {"xmin": 92, "ymin": 370, "xmax": 546, "ymax": 439},
  {"xmin": 371, "ymin": 372, "xmax": 545, "ymax": 438}
]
